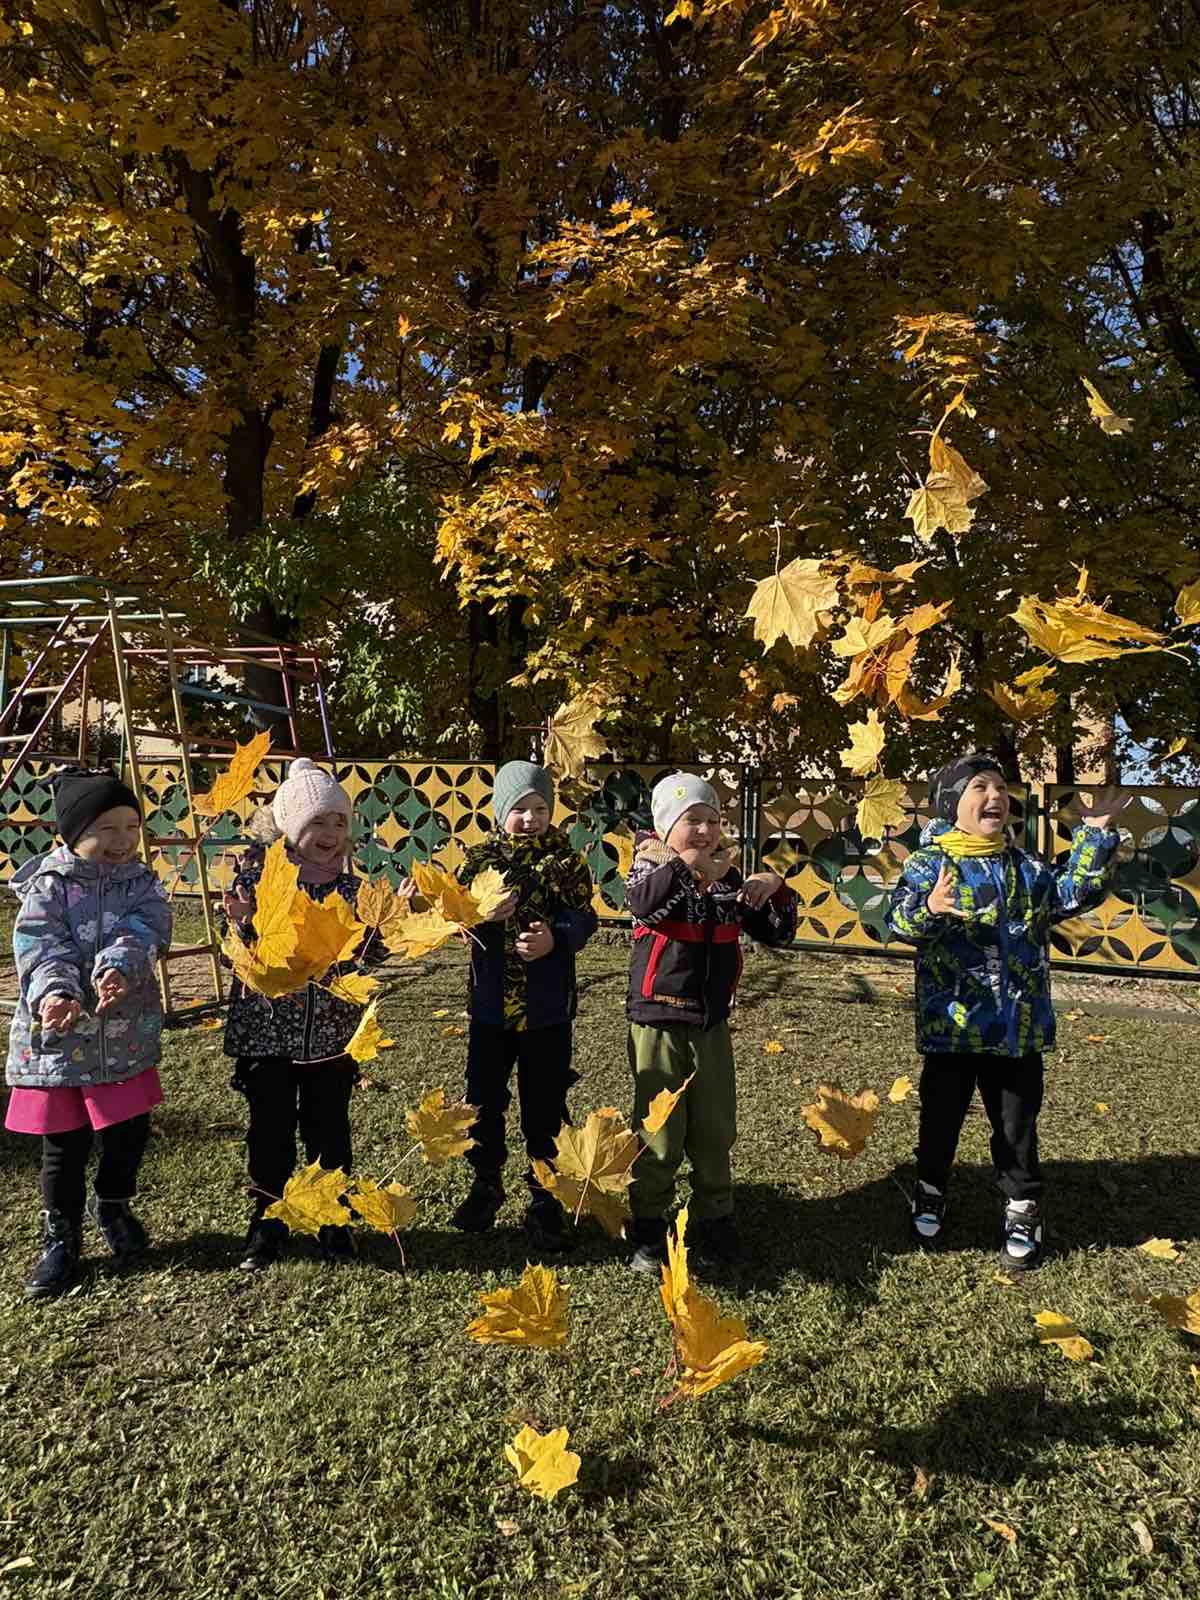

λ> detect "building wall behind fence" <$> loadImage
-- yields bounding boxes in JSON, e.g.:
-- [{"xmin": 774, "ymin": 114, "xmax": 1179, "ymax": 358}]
[{"xmin": 3, "ymin": 759, "xmax": 1198, "ymax": 978}]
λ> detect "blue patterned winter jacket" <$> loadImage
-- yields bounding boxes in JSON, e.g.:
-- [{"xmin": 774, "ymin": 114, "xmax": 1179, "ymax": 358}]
[
  {"xmin": 886, "ymin": 818, "xmax": 1119, "ymax": 1057},
  {"xmin": 6, "ymin": 846, "xmax": 173, "ymax": 1089}
]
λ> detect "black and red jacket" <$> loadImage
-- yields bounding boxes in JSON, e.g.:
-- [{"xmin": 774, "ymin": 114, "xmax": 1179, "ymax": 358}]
[{"xmin": 625, "ymin": 832, "xmax": 798, "ymax": 1030}]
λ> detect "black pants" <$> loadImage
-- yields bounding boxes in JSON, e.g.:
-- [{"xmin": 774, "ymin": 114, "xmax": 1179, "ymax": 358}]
[
  {"xmin": 235, "ymin": 1056, "xmax": 355, "ymax": 1215},
  {"xmin": 41, "ymin": 1114, "xmax": 151, "ymax": 1219},
  {"xmin": 917, "ymin": 1051, "xmax": 1044, "ymax": 1201},
  {"xmin": 464, "ymin": 1022, "xmax": 576, "ymax": 1201}
]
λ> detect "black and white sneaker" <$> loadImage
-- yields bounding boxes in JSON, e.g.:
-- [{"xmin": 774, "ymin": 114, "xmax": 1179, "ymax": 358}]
[
  {"xmin": 910, "ymin": 1181, "xmax": 946, "ymax": 1248},
  {"xmin": 1001, "ymin": 1200, "xmax": 1044, "ymax": 1272},
  {"xmin": 628, "ymin": 1217, "xmax": 669, "ymax": 1277}
]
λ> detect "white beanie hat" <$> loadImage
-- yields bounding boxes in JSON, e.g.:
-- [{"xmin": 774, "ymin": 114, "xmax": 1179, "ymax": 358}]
[
  {"xmin": 271, "ymin": 758, "xmax": 351, "ymax": 846},
  {"xmin": 651, "ymin": 772, "xmax": 720, "ymax": 842}
]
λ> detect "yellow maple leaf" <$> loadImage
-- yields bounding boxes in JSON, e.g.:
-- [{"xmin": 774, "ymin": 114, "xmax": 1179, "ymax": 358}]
[
  {"xmin": 888, "ymin": 1075, "xmax": 914, "ymax": 1103},
  {"xmin": 355, "ymin": 877, "xmax": 411, "ymax": 940},
  {"xmin": 988, "ymin": 663, "xmax": 1059, "ymax": 723},
  {"xmin": 745, "ymin": 557, "xmax": 840, "ymax": 651},
  {"xmin": 801, "ymin": 1083, "xmax": 881, "ymax": 1159},
  {"xmin": 465, "ymin": 1263, "xmax": 568, "ymax": 1349},
  {"xmin": 660, "ymin": 1205, "xmax": 767, "ymax": 1399},
  {"xmin": 534, "ymin": 1107, "xmax": 641, "ymax": 1237},
  {"xmin": 762, "ymin": 1039, "xmax": 785, "ymax": 1055},
  {"xmin": 346, "ymin": 1000, "xmax": 394, "ymax": 1063},
  {"xmin": 1081, "ymin": 375, "xmax": 1133, "ymax": 434},
  {"xmin": 504, "ymin": 1425, "xmax": 580, "ymax": 1501},
  {"xmin": 291, "ymin": 890, "xmax": 365, "ymax": 978},
  {"xmin": 894, "ymin": 651, "xmax": 962, "ymax": 722},
  {"xmin": 348, "ymin": 1179, "xmax": 417, "ymax": 1233},
  {"xmin": 264, "ymin": 1161, "xmax": 350, "ymax": 1236},
  {"xmin": 327, "ymin": 971, "xmax": 380, "ymax": 1006},
  {"xmin": 1146, "ymin": 1288, "xmax": 1200, "ymax": 1335},
  {"xmin": 469, "ymin": 866, "xmax": 513, "ymax": 921},
  {"xmin": 929, "ymin": 434, "xmax": 988, "ymax": 502},
  {"xmin": 193, "ymin": 730, "xmax": 272, "ymax": 816},
  {"xmin": 542, "ymin": 694, "xmax": 607, "ymax": 781},
  {"xmin": 856, "ymin": 777, "xmax": 908, "ymax": 838},
  {"xmin": 384, "ymin": 862, "xmax": 504, "ymax": 960},
  {"xmin": 405, "ymin": 1087, "xmax": 477, "ymax": 1165},
  {"xmin": 248, "ymin": 838, "xmax": 301, "ymax": 967},
  {"xmin": 840, "ymin": 708, "xmax": 886, "ymax": 776},
  {"xmin": 412, "ymin": 860, "xmax": 485, "ymax": 927},
  {"xmin": 1175, "ymin": 579, "xmax": 1200, "ymax": 627},
  {"xmin": 830, "ymin": 614, "xmax": 902, "ymax": 658},
  {"xmin": 384, "ymin": 907, "xmax": 463, "ymax": 959},
  {"xmin": 641, "ymin": 1073, "xmax": 696, "ymax": 1137},
  {"xmin": 905, "ymin": 482, "xmax": 974, "ymax": 540},
  {"xmin": 1011, "ymin": 577, "xmax": 1166, "ymax": 664},
  {"xmin": 1138, "ymin": 1238, "xmax": 1182, "ymax": 1262},
  {"xmin": 1034, "ymin": 1310, "xmax": 1095, "ymax": 1361}
]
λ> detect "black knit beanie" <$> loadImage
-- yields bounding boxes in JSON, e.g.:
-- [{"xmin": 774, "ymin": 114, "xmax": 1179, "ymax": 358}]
[
  {"xmin": 53, "ymin": 769, "xmax": 140, "ymax": 848},
  {"xmin": 928, "ymin": 751, "xmax": 1007, "ymax": 823}
]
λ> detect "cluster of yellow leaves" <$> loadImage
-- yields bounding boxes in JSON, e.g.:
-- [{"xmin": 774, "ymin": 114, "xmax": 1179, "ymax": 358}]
[
  {"xmin": 222, "ymin": 841, "xmax": 365, "ymax": 1003},
  {"xmin": 193, "ymin": 731, "xmax": 273, "ymax": 816},
  {"xmin": 405, "ymin": 1088, "xmax": 477, "ymax": 1166},
  {"xmin": 505, "ymin": 1426, "xmax": 580, "ymax": 1501},
  {"xmin": 467, "ymin": 1263, "xmax": 568, "ymax": 1350},
  {"xmin": 264, "ymin": 1161, "xmax": 415, "ymax": 1239},
  {"xmin": 660, "ymin": 1206, "xmax": 767, "ymax": 1400},
  {"xmin": 800, "ymin": 1084, "xmax": 881, "ymax": 1160},
  {"xmin": 542, "ymin": 695, "xmax": 607, "ymax": 782},
  {"xmin": 1011, "ymin": 568, "xmax": 1169, "ymax": 664},
  {"xmin": 387, "ymin": 863, "xmax": 511, "ymax": 961},
  {"xmin": 534, "ymin": 1108, "xmax": 642, "ymax": 1238}
]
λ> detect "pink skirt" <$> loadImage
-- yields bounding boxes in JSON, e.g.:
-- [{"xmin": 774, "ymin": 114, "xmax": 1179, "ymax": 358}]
[{"xmin": 4, "ymin": 1066, "xmax": 164, "ymax": 1136}]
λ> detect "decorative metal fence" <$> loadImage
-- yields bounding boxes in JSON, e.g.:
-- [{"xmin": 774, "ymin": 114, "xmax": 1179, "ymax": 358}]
[{"xmin": 4, "ymin": 759, "xmax": 1199, "ymax": 979}]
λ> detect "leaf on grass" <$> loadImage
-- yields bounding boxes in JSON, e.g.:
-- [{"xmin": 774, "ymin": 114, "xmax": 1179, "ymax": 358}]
[
  {"xmin": 660, "ymin": 1205, "xmax": 767, "ymax": 1398},
  {"xmin": 1130, "ymin": 1519, "xmax": 1154, "ymax": 1556},
  {"xmin": 1086, "ymin": 1034, "xmax": 1109, "ymax": 1044},
  {"xmin": 1095, "ymin": 1102, "xmax": 1111, "ymax": 1115},
  {"xmin": 993, "ymin": 1271, "xmax": 1018, "ymax": 1288},
  {"xmin": 466, "ymin": 1263, "xmax": 568, "ymax": 1349},
  {"xmin": 1034, "ymin": 1310, "xmax": 1095, "ymax": 1361},
  {"xmin": 533, "ymin": 1108, "xmax": 642, "ymax": 1237},
  {"xmin": 505, "ymin": 1425, "xmax": 580, "ymax": 1501},
  {"xmin": 264, "ymin": 1161, "xmax": 349, "ymax": 1236},
  {"xmin": 348, "ymin": 1179, "xmax": 417, "ymax": 1233},
  {"xmin": 763, "ymin": 1039, "xmax": 785, "ymax": 1056},
  {"xmin": 1190, "ymin": 1363, "xmax": 1199, "ymax": 1392},
  {"xmin": 982, "ymin": 1518, "xmax": 1018, "ymax": 1545},
  {"xmin": 346, "ymin": 1000, "xmax": 394, "ymax": 1063},
  {"xmin": 888, "ymin": 1075, "xmax": 914, "ymax": 1104},
  {"xmin": 801, "ymin": 1083, "xmax": 881, "ymax": 1160},
  {"xmin": 641, "ymin": 1073, "xmax": 696, "ymax": 1137},
  {"xmin": 1146, "ymin": 1288, "xmax": 1200, "ymax": 1334},
  {"xmin": 857, "ymin": 777, "xmax": 908, "ymax": 838},
  {"xmin": 542, "ymin": 694, "xmax": 607, "ymax": 781},
  {"xmin": 327, "ymin": 971, "xmax": 380, "ymax": 1006},
  {"xmin": 192, "ymin": 730, "xmax": 272, "ymax": 816},
  {"xmin": 745, "ymin": 558, "xmax": 840, "ymax": 651},
  {"xmin": 440, "ymin": 1023, "xmax": 466, "ymax": 1038},
  {"xmin": 1082, "ymin": 376, "xmax": 1133, "ymax": 434},
  {"xmin": 405, "ymin": 1088, "xmax": 477, "ymax": 1165},
  {"xmin": 1138, "ymin": 1238, "xmax": 1182, "ymax": 1262},
  {"xmin": 911, "ymin": 1465, "xmax": 934, "ymax": 1501}
]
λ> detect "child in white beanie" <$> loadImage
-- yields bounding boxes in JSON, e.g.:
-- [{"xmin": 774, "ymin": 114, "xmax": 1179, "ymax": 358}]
[
  {"xmin": 625, "ymin": 771, "xmax": 797, "ymax": 1276},
  {"xmin": 220, "ymin": 757, "xmax": 413, "ymax": 1271}
]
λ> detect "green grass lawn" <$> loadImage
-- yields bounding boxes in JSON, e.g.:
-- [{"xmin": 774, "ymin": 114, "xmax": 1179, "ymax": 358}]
[{"xmin": 1, "ymin": 943, "xmax": 1198, "ymax": 1600}]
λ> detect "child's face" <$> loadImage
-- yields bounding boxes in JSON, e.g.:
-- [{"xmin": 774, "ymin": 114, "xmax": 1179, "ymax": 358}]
[
  {"xmin": 296, "ymin": 809, "xmax": 349, "ymax": 866},
  {"xmin": 955, "ymin": 773, "xmax": 1010, "ymax": 836},
  {"xmin": 504, "ymin": 792, "xmax": 550, "ymax": 836},
  {"xmin": 666, "ymin": 805, "xmax": 721, "ymax": 855},
  {"xmin": 73, "ymin": 805, "xmax": 141, "ymax": 865}
]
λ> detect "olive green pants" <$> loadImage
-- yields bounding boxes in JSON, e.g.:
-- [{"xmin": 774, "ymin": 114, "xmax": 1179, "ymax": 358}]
[{"xmin": 628, "ymin": 1020, "xmax": 736, "ymax": 1221}]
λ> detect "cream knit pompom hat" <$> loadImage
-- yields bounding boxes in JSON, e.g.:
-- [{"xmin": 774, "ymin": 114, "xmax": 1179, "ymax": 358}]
[{"xmin": 271, "ymin": 757, "xmax": 351, "ymax": 845}]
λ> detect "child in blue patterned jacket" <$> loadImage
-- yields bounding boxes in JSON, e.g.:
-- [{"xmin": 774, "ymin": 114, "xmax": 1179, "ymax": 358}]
[
  {"xmin": 5, "ymin": 770, "xmax": 172, "ymax": 1299},
  {"xmin": 886, "ymin": 751, "xmax": 1126, "ymax": 1271}
]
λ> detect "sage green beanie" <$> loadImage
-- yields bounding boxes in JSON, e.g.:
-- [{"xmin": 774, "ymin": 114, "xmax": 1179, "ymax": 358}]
[{"xmin": 492, "ymin": 760, "xmax": 555, "ymax": 825}]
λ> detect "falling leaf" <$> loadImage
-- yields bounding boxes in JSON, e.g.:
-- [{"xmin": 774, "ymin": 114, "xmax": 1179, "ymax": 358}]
[
  {"xmin": 660, "ymin": 1205, "xmax": 767, "ymax": 1398},
  {"xmin": 327, "ymin": 971, "xmax": 380, "ymax": 1006},
  {"xmin": 905, "ymin": 482, "xmax": 974, "ymax": 540},
  {"xmin": 641, "ymin": 1073, "xmax": 696, "ymax": 1137},
  {"xmin": 840, "ymin": 708, "xmax": 886, "ymax": 776},
  {"xmin": 542, "ymin": 694, "xmax": 607, "ymax": 781},
  {"xmin": 1146, "ymin": 1288, "xmax": 1200, "ymax": 1335},
  {"xmin": 193, "ymin": 730, "xmax": 272, "ymax": 815},
  {"xmin": 1081, "ymin": 376, "xmax": 1133, "ymax": 434},
  {"xmin": 1094, "ymin": 1102, "xmax": 1110, "ymax": 1115},
  {"xmin": 405, "ymin": 1088, "xmax": 477, "ymax": 1165},
  {"xmin": 346, "ymin": 1000, "xmax": 394, "ymax": 1063},
  {"xmin": 348, "ymin": 1179, "xmax": 417, "ymax": 1233},
  {"xmin": 505, "ymin": 1425, "xmax": 580, "ymax": 1501},
  {"xmin": 888, "ymin": 1075, "xmax": 914, "ymax": 1104},
  {"xmin": 1174, "ymin": 579, "xmax": 1200, "ymax": 627},
  {"xmin": 533, "ymin": 1108, "xmax": 642, "ymax": 1237},
  {"xmin": 830, "ymin": 613, "xmax": 902, "ymax": 658},
  {"xmin": 1011, "ymin": 575, "xmax": 1165, "ymax": 664},
  {"xmin": 988, "ymin": 664, "xmax": 1059, "ymax": 723},
  {"xmin": 264, "ymin": 1161, "xmax": 350, "ymax": 1236},
  {"xmin": 355, "ymin": 878, "xmax": 411, "ymax": 941},
  {"xmin": 1138, "ymin": 1238, "xmax": 1182, "ymax": 1262},
  {"xmin": 855, "ymin": 777, "xmax": 908, "ymax": 839},
  {"xmin": 762, "ymin": 1039, "xmax": 785, "ymax": 1056},
  {"xmin": 466, "ymin": 1263, "xmax": 568, "ymax": 1349},
  {"xmin": 1130, "ymin": 1519, "xmax": 1154, "ymax": 1556},
  {"xmin": 801, "ymin": 1083, "xmax": 881, "ymax": 1160},
  {"xmin": 745, "ymin": 557, "xmax": 840, "ymax": 651},
  {"xmin": 1034, "ymin": 1310, "xmax": 1095, "ymax": 1361},
  {"xmin": 930, "ymin": 434, "xmax": 988, "ymax": 502},
  {"xmin": 982, "ymin": 1518, "xmax": 1018, "ymax": 1546}
]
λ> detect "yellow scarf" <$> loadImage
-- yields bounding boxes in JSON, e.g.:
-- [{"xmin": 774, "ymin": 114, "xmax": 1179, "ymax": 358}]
[{"xmin": 938, "ymin": 829, "xmax": 1008, "ymax": 859}]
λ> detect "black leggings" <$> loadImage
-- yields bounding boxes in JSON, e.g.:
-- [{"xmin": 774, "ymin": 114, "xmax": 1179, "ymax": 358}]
[
  {"xmin": 41, "ymin": 1114, "xmax": 151, "ymax": 1219},
  {"xmin": 234, "ymin": 1056, "xmax": 356, "ymax": 1215}
]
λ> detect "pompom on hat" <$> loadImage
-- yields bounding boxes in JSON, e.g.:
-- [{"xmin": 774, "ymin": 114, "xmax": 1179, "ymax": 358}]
[
  {"xmin": 651, "ymin": 772, "xmax": 720, "ymax": 841},
  {"xmin": 271, "ymin": 757, "xmax": 351, "ymax": 846}
]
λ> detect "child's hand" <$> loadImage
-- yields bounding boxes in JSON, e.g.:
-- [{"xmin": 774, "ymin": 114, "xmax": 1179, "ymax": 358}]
[
  {"xmin": 738, "ymin": 870, "xmax": 782, "ymax": 909},
  {"xmin": 39, "ymin": 995, "xmax": 81, "ymax": 1034},
  {"xmin": 677, "ymin": 846, "xmax": 719, "ymax": 883},
  {"xmin": 95, "ymin": 971, "xmax": 130, "ymax": 1012},
  {"xmin": 926, "ymin": 864, "xmax": 965, "ymax": 919},
  {"xmin": 1081, "ymin": 786, "xmax": 1132, "ymax": 831},
  {"xmin": 516, "ymin": 920, "xmax": 555, "ymax": 961},
  {"xmin": 397, "ymin": 876, "xmax": 417, "ymax": 901},
  {"xmin": 487, "ymin": 891, "xmax": 519, "ymax": 923},
  {"xmin": 223, "ymin": 890, "xmax": 256, "ymax": 923}
]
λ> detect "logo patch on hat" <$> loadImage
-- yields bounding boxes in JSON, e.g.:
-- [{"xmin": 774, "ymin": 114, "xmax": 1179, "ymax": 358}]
[{"xmin": 674, "ymin": 784, "xmax": 688, "ymax": 798}]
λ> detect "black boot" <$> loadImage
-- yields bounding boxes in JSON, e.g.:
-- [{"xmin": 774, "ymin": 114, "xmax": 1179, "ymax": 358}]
[
  {"xmin": 26, "ymin": 1209, "xmax": 82, "ymax": 1300},
  {"xmin": 628, "ymin": 1216, "xmax": 669, "ymax": 1277},
  {"xmin": 239, "ymin": 1216, "xmax": 288, "ymax": 1273},
  {"xmin": 451, "ymin": 1176, "xmax": 505, "ymax": 1233},
  {"xmin": 318, "ymin": 1224, "xmax": 356, "ymax": 1265},
  {"xmin": 524, "ymin": 1195, "xmax": 572, "ymax": 1255},
  {"xmin": 88, "ymin": 1196, "xmax": 150, "ymax": 1260},
  {"xmin": 688, "ymin": 1213, "xmax": 743, "ymax": 1270}
]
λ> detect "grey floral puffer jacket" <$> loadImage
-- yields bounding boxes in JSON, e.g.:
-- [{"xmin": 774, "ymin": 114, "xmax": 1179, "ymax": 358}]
[
  {"xmin": 220, "ymin": 845, "xmax": 374, "ymax": 1063},
  {"xmin": 6, "ymin": 847, "xmax": 173, "ymax": 1089}
]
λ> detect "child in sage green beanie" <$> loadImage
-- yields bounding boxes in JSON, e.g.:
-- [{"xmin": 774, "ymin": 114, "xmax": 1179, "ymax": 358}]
[{"xmin": 449, "ymin": 760, "xmax": 596, "ymax": 1254}]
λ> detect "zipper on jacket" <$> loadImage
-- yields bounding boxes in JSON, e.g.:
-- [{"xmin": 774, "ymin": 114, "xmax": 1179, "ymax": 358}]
[
  {"xmin": 97, "ymin": 873, "xmax": 107, "ymax": 1078},
  {"xmin": 997, "ymin": 857, "xmax": 1015, "ymax": 1055}
]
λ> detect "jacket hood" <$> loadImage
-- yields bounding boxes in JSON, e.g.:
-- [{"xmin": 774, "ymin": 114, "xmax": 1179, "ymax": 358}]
[
  {"xmin": 919, "ymin": 818, "xmax": 953, "ymax": 848},
  {"xmin": 10, "ymin": 844, "xmax": 152, "ymax": 895}
]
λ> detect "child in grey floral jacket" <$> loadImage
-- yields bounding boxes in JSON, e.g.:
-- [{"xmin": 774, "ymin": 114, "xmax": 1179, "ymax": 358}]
[{"xmin": 5, "ymin": 770, "xmax": 172, "ymax": 1299}]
